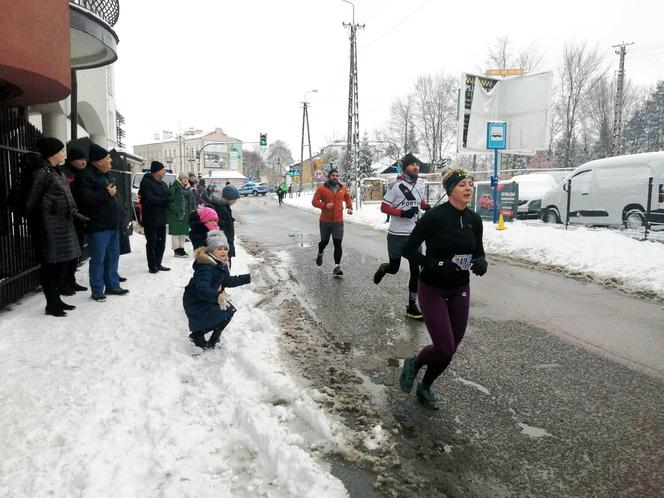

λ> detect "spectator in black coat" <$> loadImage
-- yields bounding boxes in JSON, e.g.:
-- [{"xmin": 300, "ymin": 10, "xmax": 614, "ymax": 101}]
[
  {"xmin": 207, "ymin": 184, "xmax": 240, "ymax": 265},
  {"xmin": 138, "ymin": 161, "xmax": 171, "ymax": 273},
  {"xmin": 26, "ymin": 137, "xmax": 84, "ymax": 316},
  {"xmin": 79, "ymin": 144, "xmax": 128, "ymax": 302},
  {"xmin": 61, "ymin": 147, "xmax": 88, "ymax": 294}
]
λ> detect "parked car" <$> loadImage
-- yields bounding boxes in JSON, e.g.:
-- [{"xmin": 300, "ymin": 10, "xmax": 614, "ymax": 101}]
[
  {"xmin": 238, "ymin": 182, "xmax": 268, "ymax": 196},
  {"xmin": 511, "ymin": 173, "xmax": 563, "ymax": 219},
  {"xmin": 131, "ymin": 171, "xmax": 177, "ymax": 217},
  {"xmin": 540, "ymin": 152, "xmax": 664, "ymax": 228}
]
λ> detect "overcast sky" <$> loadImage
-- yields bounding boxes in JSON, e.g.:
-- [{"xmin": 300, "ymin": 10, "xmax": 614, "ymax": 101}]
[{"xmin": 113, "ymin": 0, "xmax": 664, "ymax": 158}]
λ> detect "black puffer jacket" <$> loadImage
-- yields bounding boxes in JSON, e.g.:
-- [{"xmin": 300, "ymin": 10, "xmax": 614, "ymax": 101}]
[
  {"xmin": 25, "ymin": 161, "xmax": 82, "ymax": 264},
  {"xmin": 138, "ymin": 174, "xmax": 170, "ymax": 226},
  {"xmin": 207, "ymin": 193, "xmax": 236, "ymax": 257},
  {"xmin": 79, "ymin": 165, "xmax": 125, "ymax": 232}
]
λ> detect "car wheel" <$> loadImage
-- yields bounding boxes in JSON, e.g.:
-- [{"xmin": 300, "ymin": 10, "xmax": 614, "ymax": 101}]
[
  {"xmin": 252, "ymin": 190, "xmax": 258, "ymax": 196},
  {"xmin": 544, "ymin": 208, "xmax": 560, "ymax": 224},
  {"xmin": 261, "ymin": 192, "xmax": 266, "ymax": 196},
  {"xmin": 623, "ymin": 209, "xmax": 646, "ymax": 229}
]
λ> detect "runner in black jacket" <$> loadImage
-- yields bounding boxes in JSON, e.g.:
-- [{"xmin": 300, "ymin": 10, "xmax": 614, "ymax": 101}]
[{"xmin": 400, "ymin": 167, "xmax": 488, "ymax": 409}]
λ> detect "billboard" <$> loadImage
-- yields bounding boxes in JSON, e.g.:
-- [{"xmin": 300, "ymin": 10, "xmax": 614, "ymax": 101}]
[
  {"xmin": 469, "ymin": 181, "xmax": 520, "ymax": 221},
  {"xmin": 203, "ymin": 143, "xmax": 227, "ymax": 168},
  {"xmin": 458, "ymin": 72, "xmax": 553, "ymax": 154}
]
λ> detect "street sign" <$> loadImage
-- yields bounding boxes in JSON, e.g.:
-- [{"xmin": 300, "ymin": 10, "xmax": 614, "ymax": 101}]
[
  {"xmin": 314, "ymin": 169, "xmax": 324, "ymax": 180},
  {"xmin": 487, "ymin": 121, "xmax": 507, "ymax": 150}
]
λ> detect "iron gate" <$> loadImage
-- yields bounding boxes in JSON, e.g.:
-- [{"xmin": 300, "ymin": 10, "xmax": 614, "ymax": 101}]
[{"xmin": 0, "ymin": 106, "xmax": 43, "ymax": 309}]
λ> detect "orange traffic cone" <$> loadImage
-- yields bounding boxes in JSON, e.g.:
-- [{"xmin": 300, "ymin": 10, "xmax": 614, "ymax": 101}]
[{"xmin": 496, "ymin": 213, "xmax": 507, "ymax": 230}]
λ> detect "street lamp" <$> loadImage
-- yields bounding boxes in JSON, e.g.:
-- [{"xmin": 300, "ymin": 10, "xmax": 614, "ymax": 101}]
[{"xmin": 300, "ymin": 88, "xmax": 317, "ymax": 191}]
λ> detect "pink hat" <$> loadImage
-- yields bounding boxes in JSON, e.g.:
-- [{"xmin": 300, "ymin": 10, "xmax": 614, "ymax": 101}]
[{"xmin": 198, "ymin": 207, "xmax": 218, "ymax": 223}]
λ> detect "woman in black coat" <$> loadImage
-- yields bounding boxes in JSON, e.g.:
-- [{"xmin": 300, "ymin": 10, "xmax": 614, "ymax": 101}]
[{"xmin": 26, "ymin": 138, "xmax": 86, "ymax": 316}]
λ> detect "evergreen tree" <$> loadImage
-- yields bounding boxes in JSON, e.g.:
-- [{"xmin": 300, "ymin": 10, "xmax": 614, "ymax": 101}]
[
  {"xmin": 624, "ymin": 80, "xmax": 664, "ymax": 153},
  {"xmin": 357, "ymin": 133, "xmax": 374, "ymax": 179}
]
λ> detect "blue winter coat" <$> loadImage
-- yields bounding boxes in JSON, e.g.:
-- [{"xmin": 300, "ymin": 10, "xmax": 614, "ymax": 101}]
[{"xmin": 182, "ymin": 247, "xmax": 251, "ymax": 332}]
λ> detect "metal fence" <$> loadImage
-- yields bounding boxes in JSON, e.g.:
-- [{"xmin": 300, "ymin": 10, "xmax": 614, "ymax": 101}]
[
  {"xmin": 69, "ymin": 0, "xmax": 120, "ymax": 26},
  {"xmin": 0, "ymin": 106, "xmax": 43, "ymax": 309}
]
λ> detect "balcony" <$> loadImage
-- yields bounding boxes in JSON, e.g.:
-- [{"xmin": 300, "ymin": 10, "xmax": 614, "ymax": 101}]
[{"xmin": 70, "ymin": 0, "xmax": 120, "ymax": 70}]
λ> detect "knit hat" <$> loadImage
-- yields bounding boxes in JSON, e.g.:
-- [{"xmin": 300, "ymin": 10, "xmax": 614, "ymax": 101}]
[
  {"xmin": 442, "ymin": 167, "xmax": 473, "ymax": 195},
  {"xmin": 67, "ymin": 148, "xmax": 87, "ymax": 161},
  {"xmin": 89, "ymin": 143, "xmax": 109, "ymax": 162},
  {"xmin": 198, "ymin": 207, "xmax": 218, "ymax": 224},
  {"xmin": 400, "ymin": 153, "xmax": 420, "ymax": 169},
  {"xmin": 150, "ymin": 160, "xmax": 165, "ymax": 173},
  {"xmin": 328, "ymin": 168, "xmax": 339, "ymax": 177},
  {"xmin": 206, "ymin": 230, "xmax": 229, "ymax": 250},
  {"xmin": 37, "ymin": 137, "xmax": 65, "ymax": 159},
  {"xmin": 222, "ymin": 185, "xmax": 240, "ymax": 200}
]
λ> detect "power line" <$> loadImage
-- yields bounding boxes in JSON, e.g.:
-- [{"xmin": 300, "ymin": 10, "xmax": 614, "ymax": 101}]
[{"xmin": 358, "ymin": 0, "xmax": 434, "ymax": 52}]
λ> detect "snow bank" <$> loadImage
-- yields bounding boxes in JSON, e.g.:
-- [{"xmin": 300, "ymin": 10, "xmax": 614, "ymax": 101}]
[
  {"xmin": 284, "ymin": 193, "xmax": 664, "ymax": 300},
  {"xmin": 0, "ymin": 238, "xmax": 348, "ymax": 497}
]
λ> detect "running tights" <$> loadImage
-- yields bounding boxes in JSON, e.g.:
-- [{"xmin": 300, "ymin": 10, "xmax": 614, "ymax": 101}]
[
  {"xmin": 414, "ymin": 281, "xmax": 470, "ymax": 387},
  {"xmin": 383, "ymin": 257, "xmax": 420, "ymax": 294},
  {"xmin": 318, "ymin": 238, "xmax": 343, "ymax": 265}
]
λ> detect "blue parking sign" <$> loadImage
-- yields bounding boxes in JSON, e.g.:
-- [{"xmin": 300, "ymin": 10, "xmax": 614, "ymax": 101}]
[{"xmin": 487, "ymin": 121, "xmax": 507, "ymax": 150}]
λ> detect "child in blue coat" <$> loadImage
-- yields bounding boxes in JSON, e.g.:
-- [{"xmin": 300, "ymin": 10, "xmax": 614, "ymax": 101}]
[{"xmin": 182, "ymin": 230, "xmax": 251, "ymax": 349}]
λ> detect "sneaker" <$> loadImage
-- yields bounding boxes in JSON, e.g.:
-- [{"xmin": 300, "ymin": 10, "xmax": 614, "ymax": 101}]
[
  {"xmin": 332, "ymin": 265, "xmax": 343, "ymax": 277},
  {"xmin": 373, "ymin": 264, "xmax": 387, "ymax": 285},
  {"xmin": 399, "ymin": 357, "xmax": 417, "ymax": 393},
  {"xmin": 405, "ymin": 301, "xmax": 423, "ymax": 320},
  {"xmin": 91, "ymin": 293, "xmax": 107, "ymax": 302},
  {"xmin": 157, "ymin": 265, "xmax": 171, "ymax": 271},
  {"xmin": 106, "ymin": 287, "xmax": 129, "ymax": 296},
  {"xmin": 73, "ymin": 283, "xmax": 88, "ymax": 292},
  {"xmin": 416, "ymin": 383, "xmax": 439, "ymax": 410},
  {"xmin": 315, "ymin": 253, "xmax": 323, "ymax": 266}
]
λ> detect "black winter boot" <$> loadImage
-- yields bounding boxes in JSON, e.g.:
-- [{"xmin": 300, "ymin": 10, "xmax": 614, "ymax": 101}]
[{"xmin": 189, "ymin": 331, "xmax": 208, "ymax": 349}]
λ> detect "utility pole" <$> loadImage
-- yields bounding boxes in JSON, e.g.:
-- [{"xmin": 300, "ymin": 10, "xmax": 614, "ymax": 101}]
[
  {"xmin": 300, "ymin": 90, "xmax": 316, "ymax": 190},
  {"xmin": 342, "ymin": 0, "xmax": 364, "ymax": 209},
  {"xmin": 611, "ymin": 41, "xmax": 634, "ymax": 156}
]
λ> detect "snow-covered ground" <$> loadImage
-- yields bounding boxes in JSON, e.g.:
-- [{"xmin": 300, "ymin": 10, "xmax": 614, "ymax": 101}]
[
  {"xmin": 0, "ymin": 238, "xmax": 349, "ymax": 497},
  {"xmin": 284, "ymin": 193, "xmax": 664, "ymax": 300}
]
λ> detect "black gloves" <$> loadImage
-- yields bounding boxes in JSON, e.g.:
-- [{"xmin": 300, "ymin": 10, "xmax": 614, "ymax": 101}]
[
  {"xmin": 471, "ymin": 258, "xmax": 488, "ymax": 276},
  {"xmin": 401, "ymin": 207, "xmax": 419, "ymax": 219}
]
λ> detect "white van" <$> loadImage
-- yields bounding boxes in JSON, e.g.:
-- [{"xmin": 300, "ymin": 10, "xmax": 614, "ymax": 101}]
[
  {"xmin": 512, "ymin": 173, "xmax": 564, "ymax": 219},
  {"xmin": 540, "ymin": 152, "xmax": 664, "ymax": 228}
]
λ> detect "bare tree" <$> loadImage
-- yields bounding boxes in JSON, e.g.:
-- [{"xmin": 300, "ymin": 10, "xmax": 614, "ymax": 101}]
[
  {"xmin": 377, "ymin": 94, "xmax": 418, "ymax": 161},
  {"xmin": 487, "ymin": 35, "xmax": 545, "ymax": 73},
  {"xmin": 266, "ymin": 139, "xmax": 293, "ymax": 182},
  {"xmin": 516, "ymin": 42, "xmax": 546, "ymax": 73},
  {"xmin": 412, "ymin": 72, "xmax": 457, "ymax": 165},
  {"xmin": 555, "ymin": 41, "xmax": 605, "ymax": 167},
  {"xmin": 486, "ymin": 35, "xmax": 512, "ymax": 70},
  {"xmin": 242, "ymin": 149, "xmax": 264, "ymax": 181}
]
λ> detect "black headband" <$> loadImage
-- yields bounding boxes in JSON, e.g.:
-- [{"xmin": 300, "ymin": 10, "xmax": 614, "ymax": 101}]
[{"xmin": 443, "ymin": 169, "xmax": 473, "ymax": 194}]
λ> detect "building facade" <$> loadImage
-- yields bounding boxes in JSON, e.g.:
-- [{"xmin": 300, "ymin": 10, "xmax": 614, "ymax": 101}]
[{"xmin": 133, "ymin": 128, "xmax": 243, "ymax": 177}]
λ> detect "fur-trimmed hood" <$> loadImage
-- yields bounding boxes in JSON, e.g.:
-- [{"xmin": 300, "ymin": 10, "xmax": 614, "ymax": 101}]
[{"xmin": 193, "ymin": 246, "xmax": 228, "ymax": 267}]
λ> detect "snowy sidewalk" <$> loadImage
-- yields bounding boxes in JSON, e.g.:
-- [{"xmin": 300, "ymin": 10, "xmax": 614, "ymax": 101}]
[
  {"xmin": 284, "ymin": 193, "xmax": 664, "ymax": 300},
  {"xmin": 0, "ymin": 237, "xmax": 349, "ymax": 497}
]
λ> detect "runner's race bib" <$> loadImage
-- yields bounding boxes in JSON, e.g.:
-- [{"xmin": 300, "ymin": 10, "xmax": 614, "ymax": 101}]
[{"xmin": 451, "ymin": 254, "xmax": 472, "ymax": 270}]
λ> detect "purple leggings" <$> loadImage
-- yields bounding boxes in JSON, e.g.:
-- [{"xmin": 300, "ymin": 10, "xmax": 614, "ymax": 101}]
[{"xmin": 415, "ymin": 281, "xmax": 470, "ymax": 387}]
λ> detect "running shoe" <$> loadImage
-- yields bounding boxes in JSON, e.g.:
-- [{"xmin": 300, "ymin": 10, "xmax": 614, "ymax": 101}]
[
  {"xmin": 405, "ymin": 301, "xmax": 423, "ymax": 320},
  {"xmin": 332, "ymin": 265, "xmax": 343, "ymax": 277},
  {"xmin": 315, "ymin": 253, "xmax": 323, "ymax": 266},
  {"xmin": 399, "ymin": 357, "xmax": 417, "ymax": 393},
  {"xmin": 373, "ymin": 263, "xmax": 387, "ymax": 284},
  {"xmin": 416, "ymin": 383, "xmax": 440, "ymax": 410}
]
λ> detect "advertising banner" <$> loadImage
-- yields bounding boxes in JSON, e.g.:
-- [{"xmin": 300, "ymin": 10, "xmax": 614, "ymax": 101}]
[
  {"xmin": 203, "ymin": 144, "xmax": 227, "ymax": 168},
  {"xmin": 469, "ymin": 181, "xmax": 520, "ymax": 221}
]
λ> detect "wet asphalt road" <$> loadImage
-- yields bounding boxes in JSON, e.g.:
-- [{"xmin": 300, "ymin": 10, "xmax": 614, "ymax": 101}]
[{"xmin": 235, "ymin": 196, "xmax": 664, "ymax": 498}]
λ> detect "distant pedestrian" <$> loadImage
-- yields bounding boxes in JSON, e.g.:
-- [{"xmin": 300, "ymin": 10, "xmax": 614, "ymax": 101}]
[
  {"xmin": 374, "ymin": 153, "xmax": 429, "ymax": 320},
  {"xmin": 189, "ymin": 206, "xmax": 219, "ymax": 250},
  {"xmin": 182, "ymin": 230, "xmax": 251, "ymax": 350},
  {"xmin": 400, "ymin": 167, "xmax": 488, "ymax": 410},
  {"xmin": 196, "ymin": 178, "xmax": 208, "ymax": 206},
  {"xmin": 61, "ymin": 147, "xmax": 89, "ymax": 295},
  {"xmin": 139, "ymin": 161, "xmax": 171, "ymax": 273},
  {"xmin": 208, "ymin": 184, "xmax": 240, "ymax": 267},
  {"xmin": 169, "ymin": 173, "xmax": 196, "ymax": 258},
  {"xmin": 311, "ymin": 168, "xmax": 353, "ymax": 277},
  {"xmin": 288, "ymin": 184, "xmax": 292, "ymax": 199},
  {"xmin": 25, "ymin": 137, "xmax": 84, "ymax": 316},
  {"xmin": 79, "ymin": 143, "xmax": 128, "ymax": 302}
]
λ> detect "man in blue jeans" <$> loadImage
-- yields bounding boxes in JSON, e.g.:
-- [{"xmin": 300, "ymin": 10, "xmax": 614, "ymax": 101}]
[{"xmin": 79, "ymin": 144, "xmax": 129, "ymax": 302}]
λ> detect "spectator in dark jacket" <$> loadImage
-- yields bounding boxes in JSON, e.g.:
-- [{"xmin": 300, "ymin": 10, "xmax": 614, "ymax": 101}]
[
  {"xmin": 26, "ymin": 137, "xmax": 84, "ymax": 316},
  {"xmin": 138, "ymin": 161, "xmax": 171, "ymax": 273},
  {"xmin": 189, "ymin": 206, "xmax": 219, "ymax": 250},
  {"xmin": 208, "ymin": 184, "xmax": 240, "ymax": 265},
  {"xmin": 79, "ymin": 143, "xmax": 128, "ymax": 302},
  {"xmin": 61, "ymin": 147, "xmax": 88, "ymax": 295}
]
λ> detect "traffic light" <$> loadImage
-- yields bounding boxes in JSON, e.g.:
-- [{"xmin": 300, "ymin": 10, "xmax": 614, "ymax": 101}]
[{"xmin": 260, "ymin": 133, "xmax": 267, "ymax": 146}]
